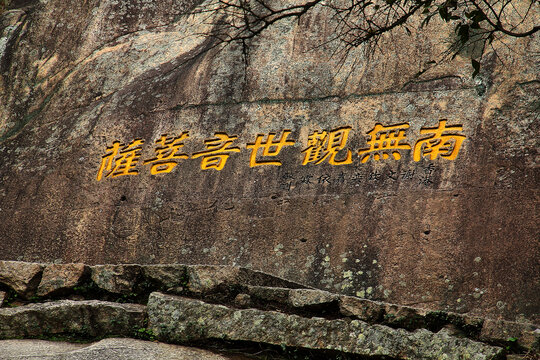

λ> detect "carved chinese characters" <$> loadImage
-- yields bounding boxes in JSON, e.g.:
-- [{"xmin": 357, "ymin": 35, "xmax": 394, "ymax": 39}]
[{"xmin": 96, "ymin": 120, "xmax": 466, "ymax": 180}]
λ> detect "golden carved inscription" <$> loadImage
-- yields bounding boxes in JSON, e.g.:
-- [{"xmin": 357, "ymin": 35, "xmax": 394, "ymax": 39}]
[
  {"xmin": 246, "ymin": 130, "xmax": 295, "ymax": 167},
  {"xmin": 358, "ymin": 123, "xmax": 410, "ymax": 162},
  {"xmin": 302, "ymin": 127, "xmax": 353, "ymax": 166},
  {"xmin": 96, "ymin": 120, "xmax": 466, "ymax": 180},
  {"xmin": 192, "ymin": 133, "xmax": 241, "ymax": 170}
]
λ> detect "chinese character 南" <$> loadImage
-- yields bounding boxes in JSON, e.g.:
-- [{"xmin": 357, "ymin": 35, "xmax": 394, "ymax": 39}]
[
  {"xmin": 143, "ymin": 132, "xmax": 189, "ymax": 174},
  {"xmin": 413, "ymin": 120, "xmax": 465, "ymax": 161},
  {"xmin": 97, "ymin": 139, "xmax": 145, "ymax": 180},
  {"xmin": 358, "ymin": 123, "xmax": 411, "ymax": 163},
  {"xmin": 192, "ymin": 133, "xmax": 241, "ymax": 170},
  {"xmin": 302, "ymin": 127, "xmax": 353, "ymax": 165},
  {"xmin": 246, "ymin": 130, "xmax": 295, "ymax": 167}
]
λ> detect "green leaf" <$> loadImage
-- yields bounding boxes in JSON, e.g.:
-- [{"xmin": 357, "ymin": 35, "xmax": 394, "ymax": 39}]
[{"xmin": 471, "ymin": 59, "xmax": 480, "ymax": 78}]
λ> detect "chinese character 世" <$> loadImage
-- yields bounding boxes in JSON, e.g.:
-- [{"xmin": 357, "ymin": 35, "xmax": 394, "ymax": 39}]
[
  {"xmin": 143, "ymin": 132, "xmax": 189, "ymax": 175},
  {"xmin": 96, "ymin": 139, "xmax": 145, "ymax": 181},
  {"xmin": 413, "ymin": 120, "xmax": 466, "ymax": 161},
  {"xmin": 358, "ymin": 123, "xmax": 411, "ymax": 163},
  {"xmin": 192, "ymin": 133, "xmax": 241, "ymax": 170},
  {"xmin": 246, "ymin": 130, "xmax": 295, "ymax": 167},
  {"xmin": 302, "ymin": 127, "xmax": 353, "ymax": 165}
]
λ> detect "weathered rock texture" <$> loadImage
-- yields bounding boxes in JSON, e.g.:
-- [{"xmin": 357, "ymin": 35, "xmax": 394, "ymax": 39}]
[
  {"xmin": 0, "ymin": 300, "xmax": 146, "ymax": 339},
  {"xmin": 0, "ymin": 0, "xmax": 538, "ymax": 327},
  {"xmin": 0, "ymin": 261, "xmax": 538, "ymax": 357},
  {"xmin": 37, "ymin": 263, "xmax": 88, "ymax": 296},
  {"xmin": 148, "ymin": 292, "xmax": 505, "ymax": 359},
  {"xmin": 0, "ymin": 338, "xmax": 241, "ymax": 360},
  {"xmin": 0, "ymin": 261, "xmax": 44, "ymax": 297}
]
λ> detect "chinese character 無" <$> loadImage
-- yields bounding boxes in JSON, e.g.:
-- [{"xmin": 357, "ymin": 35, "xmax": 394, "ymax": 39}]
[{"xmin": 358, "ymin": 123, "xmax": 411, "ymax": 163}]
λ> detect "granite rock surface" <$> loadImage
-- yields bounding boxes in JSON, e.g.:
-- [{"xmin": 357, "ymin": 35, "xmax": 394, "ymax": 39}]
[{"xmin": 0, "ymin": 0, "xmax": 538, "ymax": 325}]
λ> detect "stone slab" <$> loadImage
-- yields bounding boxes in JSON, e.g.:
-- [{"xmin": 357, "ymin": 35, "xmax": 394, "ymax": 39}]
[
  {"xmin": 148, "ymin": 292, "xmax": 504, "ymax": 359},
  {"xmin": 0, "ymin": 261, "xmax": 44, "ymax": 297},
  {"xmin": 0, "ymin": 300, "xmax": 146, "ymax": 339},
  {"xmin": 37, "ymin": 263, "xmax": 88, "ymax": 297},
  {"xmin": 0, "ymin": 338, "xmax": 241, "ymax": 359}
]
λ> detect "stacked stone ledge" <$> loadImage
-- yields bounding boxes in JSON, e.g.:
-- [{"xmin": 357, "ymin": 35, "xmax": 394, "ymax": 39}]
[{"xmin": 0, "ymin": 261, "xmax": 537, "ymax": 359}]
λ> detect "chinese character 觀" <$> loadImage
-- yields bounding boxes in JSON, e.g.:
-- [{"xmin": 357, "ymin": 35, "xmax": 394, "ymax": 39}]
[{"xmin": 302, "ymin": 127, "xmax": 353, "ymax": 165}]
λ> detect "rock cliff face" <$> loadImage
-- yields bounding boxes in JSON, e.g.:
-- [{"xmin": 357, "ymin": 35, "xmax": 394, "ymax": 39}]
[{"xmin": 0, "ymin": 0, "xmax": 538, "ymax": 325}]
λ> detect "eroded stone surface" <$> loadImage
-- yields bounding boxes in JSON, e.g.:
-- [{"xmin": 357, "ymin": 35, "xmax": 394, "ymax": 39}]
[
  {"xmin": 91, "ymin": 264, "xmax": 141, "ymax": 294},
  {"xmin": 0, "ymin": 338, "xmax": 241, "ymax": 360},
  {"xmin": 288, "ymin": 288, "xmax": 338, "ymax": 308},
  {"xmin": 148, "ymin": 292, "xmax": 504, "ymax": 359},
  {"xmin": 339, "ymin": 295, "xmax": 386, "ymax": 323},
  {"xmin": 480, "ymin": 319, "xmax": 540, "ymax": 352},
  {"xmin": 186, "ymin": 265, "xmax": 305, "ymax": 294},
  {"xmin": 143, "ymin": 264, "xmax": 187, "ymax": 290},
  {"xmin": 0, "ymin": 0, "xmax": 538, "ymax": 325},
  {"xmin": 37, "ymin": 263, "xmax": 88, "ymax": 297},
  {"xmin": 0, "ymin": 261, "xmax": 43, "ymax": 296},
  {"xmin": 0, "ymin": 300, "xmax": 145, "ymax": 339}
]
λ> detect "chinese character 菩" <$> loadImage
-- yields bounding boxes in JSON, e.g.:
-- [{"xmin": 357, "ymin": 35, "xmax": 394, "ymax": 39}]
[{"xmin": 143, "ymin": 132, "xmax": 189, "ymax": 174}]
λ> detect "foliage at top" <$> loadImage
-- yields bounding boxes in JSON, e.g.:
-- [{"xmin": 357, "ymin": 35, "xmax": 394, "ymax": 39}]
[{"xmin": 196, "ymin": 0, "xmax": 539, "ymax": 76}]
